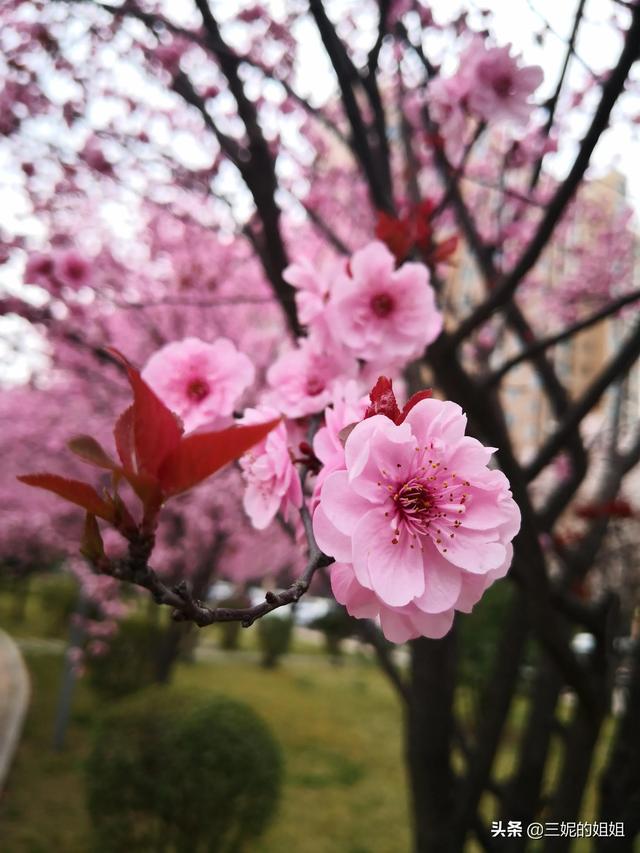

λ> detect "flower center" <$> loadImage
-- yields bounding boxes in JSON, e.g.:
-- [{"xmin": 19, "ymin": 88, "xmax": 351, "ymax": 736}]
[
  {"xmin": 493, "ymin": 73, "xmax": 513, "ymax": 98},
  {"xmin": 371, "ymin": 292, "xmax": 394, "ymax": 318},
  {"xmin": 398, "ymin": 481, "xmax": 433, "ymax": 515},
  {"xmin": 382, "ymin": 459, "xmax": 471, "ymax": 549},
  {"xmin": 67, "ymin": 260, "xmax": 85, "ymax": 280},
  {"xmin": 306, "ymin": 376, "xmax": 325, "ymax": 397},
  {"xmin": 186, "ymin": 377, "xmax": 210, "ymax": 402}
]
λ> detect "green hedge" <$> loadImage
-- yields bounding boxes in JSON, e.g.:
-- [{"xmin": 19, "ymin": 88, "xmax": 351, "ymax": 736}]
[
  {"xmin": 87, "ymin": 616, "xmax": 165, "ymax": 699},
  {"xmin": 257, "ymin": 613, "xmax": 293, "ymax": 668},
  {"xmin": 86, "ymin": 687, "xmax": 283, "ymax": 853}
]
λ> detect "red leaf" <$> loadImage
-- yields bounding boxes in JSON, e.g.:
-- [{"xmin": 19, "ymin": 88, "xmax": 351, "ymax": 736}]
[
  {"xmin": 375, "ymin": 211, "xmax": 412, "ymax": 263},
  {"xmin": 113, "ymin": 405, "xmax": 135, "ymax": 471},
  {"xmin": 69, "ymin": 435, "xmax": 119, "ymax": 470},
  {"xmin": 18, "ymin": 473, "xmax": 115, "ymax": 522},
  {"xmin": 159, "ymin": 419, "xmax": 280, "ymax": 496},
  {"xmin": 107, "ymin": 348, "xmax": 183, "ymax": 477},
  {"xmin": 398, "ymin": 389, "xmax": 433, "ymax": 424},
  {"xmin": 431, "ymin": 234, "xmax": 458, "ymax": 264},
  {"xmin": 364, "ymin": 377, "xmax": 401, "ymax": 423}
]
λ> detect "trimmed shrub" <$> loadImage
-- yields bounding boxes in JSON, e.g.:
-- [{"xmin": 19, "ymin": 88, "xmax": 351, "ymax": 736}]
[
  {"xmin": 87, "ymin": 616, "xmax": 165, "ymax": 699},
  {"xmin": 309, "ymin": 605, "xmax": 355, "ymax": 661},
  {"xmin": 257, "ymin": 612, "xmax": 293, "ymax": 667},
  {"xmin": 38, "ymin": 573, "xmax": 79, "ymax": 637},
  {"xmin": 86, "ymin": 687, "xmax": 283, "ymax": 853}
]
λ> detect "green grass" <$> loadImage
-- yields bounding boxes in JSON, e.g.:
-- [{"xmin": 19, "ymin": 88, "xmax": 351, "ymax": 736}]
[
  {"xmin": 0, "ymin": 581, "xmax": 632, "ymax": 852},
  {"xmin": 0, "ymin": 649, "xmax": 410, "ymax": 853}
]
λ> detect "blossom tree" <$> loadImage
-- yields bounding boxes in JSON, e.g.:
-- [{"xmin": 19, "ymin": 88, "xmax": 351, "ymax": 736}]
[{"xmin": 2, "ymin": 0, "xmax": 640, "ymax": 850}]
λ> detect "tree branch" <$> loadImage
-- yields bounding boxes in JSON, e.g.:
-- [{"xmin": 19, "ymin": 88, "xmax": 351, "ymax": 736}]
[
  {"xmin": 526, "ymin": 318, "xmax": 640, "ymax": 480},
  {"xmin": 451, "ymin": 5, "xmax": 640, "ymax": 345},
  {"xmin": 486, "ymin": 288, "xmax": 640, "ymax": 387},
  {"xmin": 93, "ymin": 501, "xmax": 333, "ymax": 629}
]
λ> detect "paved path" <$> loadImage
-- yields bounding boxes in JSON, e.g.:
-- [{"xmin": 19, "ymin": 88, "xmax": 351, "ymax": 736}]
[{"xmin": 0, "ymin": 629, "xmax": 30, "ymax": 792}]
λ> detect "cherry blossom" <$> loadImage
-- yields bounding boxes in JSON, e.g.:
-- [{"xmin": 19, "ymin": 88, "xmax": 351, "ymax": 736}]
[
  {"xmin": 239, "ymin": 406, "xmax": 303, "ymax": 530},
  {"xmin": 141, "ymin": 337, "xmax": 255, "ymax": 432},
  {"xmin": 311, "ymin": 381, "xmax": 369, "ymax": 502},
  {"xmin": 264, "ymin": 336, "xmax": 357, "ymax": 418},
  {"xmin": 54, "ymin": 249, "xmax": 92, "ymax": 290},
  {"xmin": 328, "ymin": 241, "xmax": 443, "ymax": 364},
  {"xmin": 283, "ymin": 257, "xmax": 335, "ymax": 327},
  {"xmin": 462, "ymin": 40, "xmax": 543, "ymax": 126},
  {"xmin": 24, "ymin": 252, "xmax": 56, "ymax": 289},
  {"xmin": 313, "ymin": 394, "xmax": 520, "ymax": 642}
]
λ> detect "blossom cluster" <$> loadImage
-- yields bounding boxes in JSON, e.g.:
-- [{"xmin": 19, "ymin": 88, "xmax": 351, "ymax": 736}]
[
  {"xmin": 265, "ymin": 240, "xmax": 442, "ymax": 418},
  {"xmin": 58, "ymin": 217, "xmax": 524, "ymax": 644},
  {"xmin": 313, "ymin": 387, "xmax": 520, "ymax": 642},
  {"xmin": 427, "ymin": 38, "xmax": 543, "ymax": 162}
]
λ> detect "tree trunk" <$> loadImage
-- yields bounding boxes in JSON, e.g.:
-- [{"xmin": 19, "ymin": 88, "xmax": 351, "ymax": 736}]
[
  {"xmin": 597, "ymin": 636, "xmax": 640, "ymax": 851},
  {"xmin": 406, "ymin": 630, "xmax": 458, "ymax": 853}
]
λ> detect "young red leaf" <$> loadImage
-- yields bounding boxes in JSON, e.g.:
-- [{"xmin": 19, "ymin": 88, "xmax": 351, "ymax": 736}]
[
  {"xmin": 113, "ymin": 405, "xmax": 135, "ymax": 472},
  {"xmin": 431, "ymin": 234, "xmax": 458, "ymax": 264},
  {"xmin": 159, "ymin": 419, "xmax": 280, "ymax": 496},
  {"xmin": 106, "ymin": 347, "xmax": 183, "ymax": 477},
  {"xmin": 69, "ymin": 435, "xmax": 119, "ymax": 470},
  {"xmin": 17, "ymin": 473, "xmax": 116, "ymax": 522},
  {"xmin": 398, "ymin": 389, "xmax": 433, "ymax": 424},
  {"xmin": 364, "ymin": 376, "xmax": 401, "ymax": 423},
  {"xmin": 80, "ymin": 513, "xmax": 105, "ymax": 562}
]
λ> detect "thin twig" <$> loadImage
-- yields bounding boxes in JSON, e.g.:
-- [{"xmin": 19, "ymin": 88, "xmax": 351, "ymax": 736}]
[{"xmin": 485, "ymin": 288, "xmax": 640, "ymax": 387}]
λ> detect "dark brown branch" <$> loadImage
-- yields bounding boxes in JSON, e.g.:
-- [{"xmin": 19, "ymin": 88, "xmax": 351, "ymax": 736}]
[
  {"xmin": 486, "ymin": 288, "xmax": 640, "ymax": 387},
  {"xmin": 96, "ymin": 501, "xmax": 333, "ymax": 629},
  {"xmin": 308, "ymin": 0, "xmax": 393, "ymax": 211},
  {"xmin": 191, "ymin": 0, "xmax": 301, "ymax": 335},
  {"xmin": 529, "ymin": 0, "xmax": 587, "ymax": 189},
  {"xmin": 525, "ymin": 318, "xmax": 640, "ymax": 480}
]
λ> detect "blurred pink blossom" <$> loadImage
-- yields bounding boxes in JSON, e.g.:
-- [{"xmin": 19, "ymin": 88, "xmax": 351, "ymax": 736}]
[
  {"xmin": 265, "ymin": 336, "xmax": 357, "ymax": 418},
  {"xmin": 142, "ymin": 337, "xmax": 255, "ymax": 432},
  {"xmin": 54, "ymin": 249, "xmax": 92, "ymax": 289},
  {"xmin": 328, "ymin": 241, "xmax": 442, "ymax": 363},
  {"xmin": 239, "ymin": 406, "xmax": 303, "ymax": 530},
  {"xmin": 462, "ymin": 40, "xmax": 543, "ymax": 125}
]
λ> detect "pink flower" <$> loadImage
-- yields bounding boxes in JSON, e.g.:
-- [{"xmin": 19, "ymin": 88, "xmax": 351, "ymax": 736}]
[
  {"xmin": 328, "ymin": 241, "xmax": 442, "ymax": 363},
  {"xmin": 54, "ymin": 249, "xmax": 92, "ymax": 289},
  {"xmin": 462, "ymin": 41, "xmax": 543, "ymax": 126},
  {"xmin": 239, "ymin": 406, "xmax": 303, "ymax": 530},
  {"xmin": 80, "ymin": 137, "xmax": 112, "ymax": 174},
  {"xmin": 427, "ymin": 77, "xmax": 469, "ymax": 162},
  {"xmin": 312, "ymin": 381, "xmax": 369, "ymax": 502},
  {"xmin": 265, "ymin": 336, "xmax": 357, "ymax": 418},
  {"xmin": 283, "ymin": 257, "xmax": 332, "ymax": 327},
  {"xmin": 24, "ymin": 252, "xmax": 55, "ymax": 288},
  {"xmin": 313, "ymin": 394, "xmax": 520, "ymax": 643},
  {"xmin": 142, "ymin": 337, "xmax": 255, "ymax": 432}
]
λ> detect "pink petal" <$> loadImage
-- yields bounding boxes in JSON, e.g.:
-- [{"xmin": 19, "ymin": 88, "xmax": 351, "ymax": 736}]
[
  {"xmin": 330, "ymin": 563, "xmax": 380, "ymax": 619},
  {"xmin": 409, "ymin": 607, "xmax": 455, "ymax": 639},
  {"xmin": 414, "ymin": 545, "xmax": 463, "ymax": 613},
  {"xmin": 312, "ymin": 502, "xmax": 352, "ymax": 563},
  {"xmin": 353, "ymin": 509, "xmax": 425, "ymax": 606},
  {"xmin": 435, "ymin": 528, "xmax": 506, "ymax": 574},
  {"xmin": 379, "ymin": 607, "xmax": 421, "ymax": 643},
  {"xmin": 319, "ymin": 470, "xmax": 372, "ymax": 536}
]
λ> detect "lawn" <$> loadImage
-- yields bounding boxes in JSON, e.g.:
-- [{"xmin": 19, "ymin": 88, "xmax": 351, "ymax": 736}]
[
  {"xmin": 0, "ymin": 644, "xmax": 411, "ymax": 853},
  {"xmin": 0, "ymin": 578, "xmax": 629, "ymax": 852}
]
